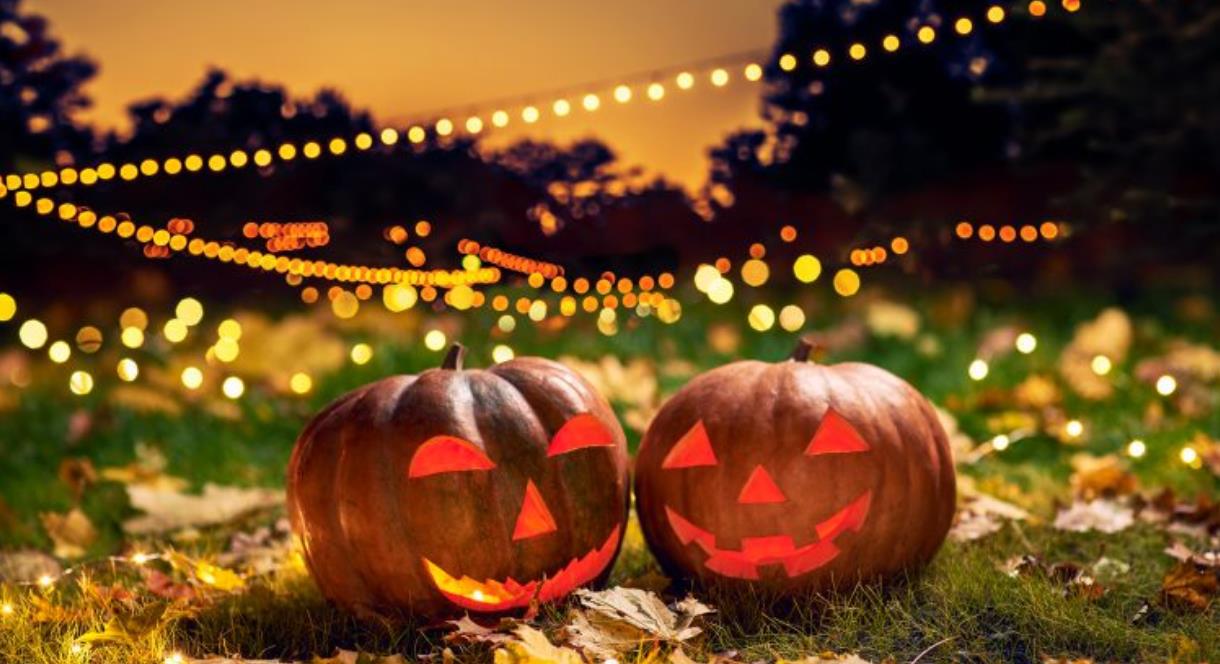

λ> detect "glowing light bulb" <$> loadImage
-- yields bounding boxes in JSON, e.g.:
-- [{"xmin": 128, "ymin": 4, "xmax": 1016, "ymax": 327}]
[
  {"xmin": 491, "ymin": 110, "xmax": 509, "ymax": 127},
  {"xmin": 176, "ymin": 297, "xmax": 204, "ymax": 326},
  {"xmin": 1015, "ymin": 333, "xmax": 1037, "ymax": 354},
  {"xmin": 707, "ymin": 278, "xmax": 734, "ymax": 304},
  {"xmin": 1180, "ymin": 446, "xmax": 1199, "ymax": 466},
  {"xmin": 747, "ymin": 304, "xmax": 775, "ymax": 331},
  {"xmin": 1090, "ymin": 354, "xmax": 1112, "ymax": 376},
  {"xmin": 424, "ymin": 330, "xmax": 447, "ymax": 351},
  {"xmin": 991, "ymin": 434, "xmax": 1010, "ymax": 451},
  {"xmin": 812, "ymin": 49, "xmax": 831, "ymax": 67},
  {"xmin": 646, "ymin": 83, "xmax": 664, "ymax": 101},
  {"xmin": 778, "ymin": 53, "xmax": 797, "ymax": 71},
  {"xmin": 38, "ymin": 574, "xmax": 54, "ymax": 587},
  {"xmin": 492, "ymin": 344, "xmax": 515, "ymax": 364},
  {"xmin": 380, "ymin": 128, "xmax": 399, "ymax": 145},
  {"xmin": 1155, "ymin": 375, "xmax": 1177, "ymax": 396},
  {"xmin": 917, "ymin": 26, "xmax": 936, "ymax": 44},
  {"xmin": 290, "ymin": 372, "xmax": 313, "ymax": 394},
  {"xmin": 435, "ymin": 118, "xmax": 454, "ymax": 136},
  {"xmin": 163, "ymin": 318, "xmax": 188, "ymax": 343},
  {"xmin": 793, "ymin": 255, "xmax": 822, "ymax": 283},
  {"xmin": 48, "ymin": 340, "xmax": 71, "ymax": 363},
  {"xmin": 581, "ymin": 93, "xmax": 600, "ymax": 111},
  {"xmin": 849, "ymin": 43, "xmax": 867, "ymax": 60},
  {"xmin": 552, "ymin": 99, "xmax": 571, "ymax": 116},
  {"xmin": 613, "ymin": 85, "xmax": 632, "ymax": 103},
  {"xmin": 968, "ymin": 359, "xmax": 989, "ymax": 381},
  {"xmin": 69, "ymin": 371, "xmax": 93, "ymax": 396},
  {"xmin": 181, "ymin": 366, "xmax": 203, "ymax": 390},
  {"xmin": 18, "ymin": 319, "xmax": 48, "ymax": 349},
  {"xmin": 221, "ymin": 376, "xmax": 245, "ymax": 399},
  {"xmin": 883, "ymin": 35, "xmax": 900, "ymax": 52},
  {"xmin": 1065, "ymin": 420, "xmax": 1084, "ymax": 439},
  {"xmin": 1126, "ymin": 439, "xmax": 1146, "ymax": 458},
  {"xmin": 120, "ymin": 325, "xmax": 145, "ymax": 348},
  {"xmin": 0, "ymin": 293, "xmax": 15, "ymax": 321},
  {"xmin": 676, "ymin": 71, "xmax": 694, "ymax": 89},
  {"xmin": 522, "ymin": 106, "xmax": 540, "ymax": 123},
  {"xmin": 710, "ymin": 68, "xmax": 729, "ymax": 86},
  {"xmin": 350, "ymin": 343, "xmax": 373, "ymax": 365},
  {"xmin": 464, "ymin": 116, "xmax": 483, "ymax": 133},
  {"xmin": 744, "ymin": 63, "xmax": 763, "ymax": 81},
  {"xmin": 832, "ymin": 269, "xmax": 860, "ymax": 296},
  {"xmin": 117, "ymin": 358, "xmax": 139, "ymax": 382}
]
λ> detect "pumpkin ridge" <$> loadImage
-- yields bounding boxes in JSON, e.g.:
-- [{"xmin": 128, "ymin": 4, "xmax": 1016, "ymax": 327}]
[{"xmin": 289, "ymin": 387, "xmax": 374, "ymax": 608}]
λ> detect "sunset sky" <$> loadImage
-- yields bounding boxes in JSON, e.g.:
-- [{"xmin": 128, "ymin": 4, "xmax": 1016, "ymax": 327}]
[{"xmin": 31, "ymin": 0, "xmax": 785, "ymax": 188}]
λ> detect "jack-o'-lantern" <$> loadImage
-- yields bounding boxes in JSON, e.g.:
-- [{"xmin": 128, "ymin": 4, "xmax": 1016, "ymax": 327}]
[
  {"xmin": 287, "ymin": 344, "xmax": 629, "ymax": 618},
  {"xmin": 635, "ymin": 339, "xmax": 955, "ymax": 593}
]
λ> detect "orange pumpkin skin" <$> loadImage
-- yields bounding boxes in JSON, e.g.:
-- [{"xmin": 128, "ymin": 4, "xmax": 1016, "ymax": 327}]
[
  {"xmin": 634, "ymin": 340, "xmax": 955, "ymax": 593},
  {"xmin": 287, "ymin": 345, "xmax": 629, "ymax": 619}
]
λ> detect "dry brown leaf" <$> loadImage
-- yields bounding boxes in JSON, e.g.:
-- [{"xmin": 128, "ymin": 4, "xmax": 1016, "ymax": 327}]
[
  {"xmin": 1159, "ymin": 561, "xmax": 1219, "ymax": 612},
  {"xmin": 575, "ymin": 587, "xmax": 713, "ymax": 643},
  {"xmin": 40, "ymin": 507, "xmax": 97, "ymax": 559},
  {"xmin": 123, "ymin": 483, "xmax": 284, "ymax": 534},
  {"xmin": 1068, "ymin": 454, "xmax": 1138, "ymax": 500},
  {"xmin": 950, "ymin": 493, "xmax": 1030, "ymax": 542},
  {"xmin": 1052, "ymin": 500, "xmax": 1134, "ymax": 533},
  {"xmin": 444, "ymin": 615, "xmax": 514, "ymax": 646},
  {"xmin": 58, "ymin": 457, "xmax": 97, "ymax": 502},
  {"xmin": 494, "ymin": 625, "xmax": 585, "ymax": 664}
]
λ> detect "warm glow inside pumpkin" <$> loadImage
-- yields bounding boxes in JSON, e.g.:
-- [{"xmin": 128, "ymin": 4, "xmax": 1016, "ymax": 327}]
[
  {"xmin": 634, "ymin": 339, "xmax": 956, "ymax": 591},
  {"xmin": 287, "ymin": 345, "xmax": 630, "ymax": 618}
]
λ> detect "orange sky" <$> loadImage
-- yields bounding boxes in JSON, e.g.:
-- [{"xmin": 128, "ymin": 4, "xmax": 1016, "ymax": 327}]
[{"xmin": 31, "ymin": 0, "xmax": 784, "ymax": 188}]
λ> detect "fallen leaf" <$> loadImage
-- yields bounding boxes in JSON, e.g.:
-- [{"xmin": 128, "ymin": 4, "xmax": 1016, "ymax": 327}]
[
  {"xmin": 494, "ymin": 625, "xmax": 584, "ymax": 664},
  {"xmin": 144, "ymin": 569, "xmax": 196, "ymax": 601},
  {"xmin": 950, "ymin": 491, "xmax": 1030, "ymax": 542},
  {"xmin": 866, "ymin": 300, "xmax": 920, "ymax": 340},
  {"xmin": 58, "ymin": 457, "xmax": 97, "ymax": 502},
  {"xmin": 575, "ymin": 587, "xmax": 713, "ymax": 643},
  {"xmin": 194, "ymin": 561, "xmax": 245, "ymax": 592},
  {"xmin": 0, "ymin": 549, "xmax": 62, "ymax": 583},
  {"xmin": 1069, "ymin": 454, "xmax": 1138, "ymax": 500},
  {"xmin": 778, "ymin": 654, "xmax": 874, "ymax": 664},
  {"xmin": 40, "ymin": 507, "xmax": 98, "ymax": 558},
  {"xmin": 123, "ymin": 483, "xmax": 284, "ymax": 535},
  {"xmin": 1053, "ymin": 500, "xmax": 1134, "ymax": 534},
  {"xmin": 444, "ymin": 615, "xmax": 513, "ymax": 646},
  {"xmin": 1159, "ymin": 562, "xmax": 1219, "ymax": 613},
  {"xmin": 99, "ymin": 441, "xmax": 188, "ymax": 491},
  {"xmin": 1164, "ymin": 542, "xmax": 1220, "ymax": 568}
]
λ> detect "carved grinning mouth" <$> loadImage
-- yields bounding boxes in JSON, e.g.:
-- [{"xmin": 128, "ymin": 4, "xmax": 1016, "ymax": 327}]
[
  {"xmin": 664, "ymin": 491, "xmax": 872, "ymax": 580},
  {"xmin": 421, "ymin": 525, "xmax": 621, "ymax": 611}
]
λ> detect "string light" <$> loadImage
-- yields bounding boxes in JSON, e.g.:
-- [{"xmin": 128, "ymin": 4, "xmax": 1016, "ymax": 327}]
[
  {"xmin": 1065, "ymin": 419, "xmax": 1084, "ymax": 439},
  {"xmin": 1015, "ymin": 332, "xmax": 1037, "ymax": 354},
  {"xmin": 1155, "ymin": 375, "xmax": 1177, "ymax": 396},
  {"xmin": 289, "ymin": 372, "xmax": 313, "ymax": 394},
  {"xmin": 181, "ymin": 366, "xmax": 204, "ymax": 390},
  {"xmin": 424, "ymin": 330, "xmax": 447, "ymax": 351},
  {"xmin": 1125, "ymin": 439, "xmax": 1146, "ymax": 459},
  {"xmin": 221, "ymin": 376, "xmax": 245, "ymax": 399}
]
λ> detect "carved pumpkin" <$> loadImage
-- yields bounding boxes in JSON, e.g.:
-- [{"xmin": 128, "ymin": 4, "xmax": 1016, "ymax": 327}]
[
  {"xmin": 287, "ymin": 344, "xmax": 629, "ymax": 618},
  {"xmin": 634, "ymin": 339, "xmax": 955, "ymax": 593}
]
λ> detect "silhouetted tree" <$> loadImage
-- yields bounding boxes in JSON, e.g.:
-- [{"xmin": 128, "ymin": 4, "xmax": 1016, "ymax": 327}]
[
  {"xmin": 0, "ymin": 0, "xmax": 96, "ymax": 171},
  {"xmin": 710, "ymin": 0, "xmax": 1014, "ymax": 210}
]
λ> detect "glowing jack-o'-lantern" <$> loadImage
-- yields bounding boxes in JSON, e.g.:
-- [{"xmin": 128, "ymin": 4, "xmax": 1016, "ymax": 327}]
[
  {"xmin": 634, "ymin": 339, "xmax": 955, "ymax": 593},
  {"xmin": 287, "ymin": 344, "xmax": 629, "ymax": 618}
]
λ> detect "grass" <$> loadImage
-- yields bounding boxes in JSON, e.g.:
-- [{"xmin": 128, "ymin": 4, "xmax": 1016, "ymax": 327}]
[
  {"xmin": 1, "ymin": 286, "xmax": 1218, "ymax": 662},
  {"xmin": 2, "ymin": 516, "xmax": 1216, "ymax": 663}
]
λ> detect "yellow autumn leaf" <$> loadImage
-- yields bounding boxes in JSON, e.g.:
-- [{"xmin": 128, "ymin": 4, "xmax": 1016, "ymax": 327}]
[
  {"xmin": 195, "ymin": 561, "xmax": 245, "ymax": 591},
  {"xmin": 494, "ymin": 625, "xmax": 585, "ymax": 664}
]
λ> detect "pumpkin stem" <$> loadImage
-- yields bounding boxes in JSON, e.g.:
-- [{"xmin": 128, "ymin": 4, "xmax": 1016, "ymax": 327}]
[
  {"xmin": 791, "ymin": 337, "xmax": 820, "ymax": 363},
  {"xmin": 442, "ymin": 343, "xmax": 466, "ymax": 370}
]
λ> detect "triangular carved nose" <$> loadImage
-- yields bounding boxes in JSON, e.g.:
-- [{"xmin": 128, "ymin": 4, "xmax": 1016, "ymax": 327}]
[
  {"xmin": 737, "ymin": 465, "xmax": 787, "ymax": 504},
  {"xmin": 512, "ymin": 479, "xmax": 558, "ymax": 540}
]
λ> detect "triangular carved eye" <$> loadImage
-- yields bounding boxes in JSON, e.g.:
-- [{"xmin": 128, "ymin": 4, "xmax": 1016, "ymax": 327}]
[
  {"xmin": 805, "ymin": 409, "xmax": 871, "ymax": 456},
  {"xmin": 662, "ymin": 420, "xmax": 718, "ymax": 469},
  {"xmin": 547, "ymin": 413, "xmax": 615, "ymax": 456}
]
